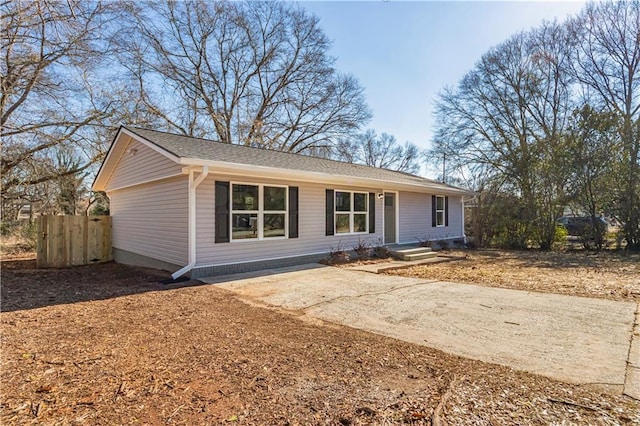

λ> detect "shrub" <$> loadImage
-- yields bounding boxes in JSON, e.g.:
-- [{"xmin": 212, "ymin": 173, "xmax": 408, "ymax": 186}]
[
  {"xmin": 352, "ymin": 238, "xmax": 371, "ymax": 259},
  {"xmin": 323, "ymin": 241, "xmax": 350, "ymax": 265},
  {"xmin": 553, "ymin": 224, "xmax": 569, "ymax": 249},
  {"xmin": 372, "ymin": 238, "xmax": 390, "ymax": 259},
  {"xmin": 416, "ymin": 236, "xmax": 433, "ymax": 248},
  {"xmin": 417, "ymin": 236, "xmax": 451, "ymax": 250},
  {"xmin": 489, "ymin": 221, "xmax": 530, "ymax": 249},
  {"xmin": 580, "ymin": 221, "xmax": 607, "ymax": 250}
]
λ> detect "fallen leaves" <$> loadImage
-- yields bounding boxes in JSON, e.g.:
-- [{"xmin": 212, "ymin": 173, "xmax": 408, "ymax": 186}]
[
  {"xmin": 387, "ymin": 249, "xmax": 640, "ymax": 302},
  {"xmin": 1, "ymin": 258, "xmax": 639, "ymax": 424}
]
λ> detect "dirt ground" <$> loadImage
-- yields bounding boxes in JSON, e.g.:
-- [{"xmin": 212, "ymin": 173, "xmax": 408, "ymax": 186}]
[
  {"xmin": 1, "ymin": 256, "xmax": 639, "ymax": 425},
  {"xmin": 386, "ymin": 249, "xmax": 640, "ymax": 302}
]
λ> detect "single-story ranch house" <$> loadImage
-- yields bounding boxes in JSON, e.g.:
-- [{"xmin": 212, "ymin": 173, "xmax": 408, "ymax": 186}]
[{"xmin": 92, "ymin": 126, "xmax": 474, "ymax": 279}]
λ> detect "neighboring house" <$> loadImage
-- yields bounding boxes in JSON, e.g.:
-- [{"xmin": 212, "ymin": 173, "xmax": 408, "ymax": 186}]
[
  {"xmin": 92, "ymin": 126, "xmax": 474, "ymax": 279},
  {"xmin": 17, "ymin": 204, "xmax": 32, "ymax": 221}
]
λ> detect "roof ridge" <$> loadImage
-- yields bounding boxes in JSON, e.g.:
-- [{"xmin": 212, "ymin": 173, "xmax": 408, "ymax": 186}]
[{"xmin": 126, "ymin": 126, "xmax": 431, "ymax": 181}]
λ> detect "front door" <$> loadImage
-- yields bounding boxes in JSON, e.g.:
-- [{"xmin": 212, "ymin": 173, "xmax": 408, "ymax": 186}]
[{"xmin": 384, "ymin": 193, "xmax": 396, "ymax": 244}]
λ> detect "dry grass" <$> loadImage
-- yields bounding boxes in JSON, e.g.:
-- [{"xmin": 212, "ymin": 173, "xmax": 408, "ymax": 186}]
[
  {"xmin": 1, "ymin": 257, "xmax": 639, "ymax": 424},
  {"xmin": 0, "ymin": 233, "xmax": 36, "ymax": 259},
  {"xmin": 387, "ymin": 249, "xmax": 640, "ymax": 302}
]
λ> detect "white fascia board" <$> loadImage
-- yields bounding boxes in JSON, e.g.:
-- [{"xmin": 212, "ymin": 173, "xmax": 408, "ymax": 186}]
[
  {"xmin": 120, "ymin": 128, "xmax": 181, "ymax": 163},
  {"xmin": 178, "ymin": 157, "xmax": 474, "ymax": 196},
  {"xmin": 93, "ymin": 127, "xmax": 127, "ymax": 191},
  {"xmin": 92, "ymin": 127, "xmax": 181, "ymax": 191}
]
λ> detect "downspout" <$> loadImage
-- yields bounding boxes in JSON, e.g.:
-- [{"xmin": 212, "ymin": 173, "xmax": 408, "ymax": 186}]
[
  {"xmin": 461, "ymin": 197, "xmax": 466, "ymax": 244},
  {"xmin": 172, "ymin": 166, "xmax": 209, "ymax": 279}
]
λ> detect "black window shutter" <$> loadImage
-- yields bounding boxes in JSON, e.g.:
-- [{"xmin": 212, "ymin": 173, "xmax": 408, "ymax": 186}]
[
  {"xmin": 325, "ymin": 189, "xmax": 334, "ymax": 236},
  {"xmin": 369, "ymin": 192, "xmax": 375, "ymax": 233},
  {"xmin": 445, "ymin": 196, "xmax": 449, "ymax": 226},
  {"xmin": 431, "ymin": 195, "xmax": 437, "ymax": 227},
  {"xmin": 289, "ymin": 187, "xmax": 299, "ymax": 238},
  {"xmin": 215, "ymin": 181, "xmax": 230, "ymax": 243}
]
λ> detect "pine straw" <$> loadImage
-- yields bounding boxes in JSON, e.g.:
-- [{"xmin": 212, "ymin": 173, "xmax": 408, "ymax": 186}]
[
  {"xmin": 386, "ymin": 249, "xmax": 640, "ymax": 302},
  {"xmin": 1, "ymin": 259, "xmax": 638, "ymax": 425}
]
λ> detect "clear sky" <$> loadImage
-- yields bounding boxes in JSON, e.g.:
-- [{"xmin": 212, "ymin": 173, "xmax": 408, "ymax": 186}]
[{"xmin": 301, "ymin": 1, "xmax": 586, "ymax": 154}]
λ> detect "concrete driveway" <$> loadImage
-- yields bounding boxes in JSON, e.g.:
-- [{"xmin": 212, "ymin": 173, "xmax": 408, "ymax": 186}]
[{"xmin": 203, "ymin": 264, "xmax": 640, "ymax": 398}]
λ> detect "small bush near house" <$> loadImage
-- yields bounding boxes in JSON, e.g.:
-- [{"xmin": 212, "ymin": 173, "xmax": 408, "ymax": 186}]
[
  {"xmin": 352, "ymin": 238, "xmax": 371, "ymax": 259},
  {"xmin": 322, "ymin": 241, "xmax": 350, "ymax": 265},
  {"xmin": 323, "ymin": 238, "xmax": 391, "ymax": 264},
  {"xmin": 416, "ymin": 236, "xmax": 432, "ymax": 248},
  {"xmin": 417, "ymin": 236, "xmax": 450, "ymax": 250},
  {"xmin": 372, "ymin": 239, "xmax": 391, "ymax": 259}
]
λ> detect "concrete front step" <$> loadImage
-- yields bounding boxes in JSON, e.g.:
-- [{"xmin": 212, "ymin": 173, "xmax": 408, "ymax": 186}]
[
  {"xmin": 392, "ymin": 246, "xmax": 432, "ymax": 255},
  {"xmin": 389, "ymin": 246, "xmax": 436, "ymax": 261},
  {"xmin": 402, "ymin": 251, "xmax": 439, "ymax": 261}
]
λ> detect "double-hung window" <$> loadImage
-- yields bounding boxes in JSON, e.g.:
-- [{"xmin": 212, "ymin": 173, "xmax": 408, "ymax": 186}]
[
  {"xmin": 335, "ymin": 191, "xmax": 368, "ymax": 234},
  {"xmin": 231, "ymin": 183, "xmax": 287, "ymax": 240},
  {"xmin": 435, "ymin": 195, "xmax": 446, "ymax": 227}
]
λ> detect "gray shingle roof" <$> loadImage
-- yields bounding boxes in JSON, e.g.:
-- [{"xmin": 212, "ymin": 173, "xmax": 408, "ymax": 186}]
[{"xmin": 125, "ymin": 126, "xmax": 470, "ymax": 193}]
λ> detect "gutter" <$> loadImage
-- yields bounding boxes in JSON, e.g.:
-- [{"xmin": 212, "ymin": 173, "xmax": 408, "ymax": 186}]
[
  {"xmin": 172, "ymin": 166, "xmax": 209, "ymax": 279},
  {"xmin": 178, "ymin": 158, "xmax": 476, "ymax": 197}
]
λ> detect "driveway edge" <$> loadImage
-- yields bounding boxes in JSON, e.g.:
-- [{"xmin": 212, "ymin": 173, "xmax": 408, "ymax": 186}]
[{"xmin": 624, "ymin": 302, "xmax": 640, "ymax": 400}]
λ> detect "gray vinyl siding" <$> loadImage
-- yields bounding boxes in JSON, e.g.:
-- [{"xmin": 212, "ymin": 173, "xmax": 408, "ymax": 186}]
[
  {"xmin": 104, "ymin": 138, "xmax": 182, "ymax": 191},
  {"xmin": 398, "ymin": 191, "xmax": 464, "ymax": 244},
  {"xmin": 109, "ymin": 177, "xmax": 188, "ymax": 266},
  {"xmin": 194, "ymin": 174, "xmax": 384, "ymax": 267}
]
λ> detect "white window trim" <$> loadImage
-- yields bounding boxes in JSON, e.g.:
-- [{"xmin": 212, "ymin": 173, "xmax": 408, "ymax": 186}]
[
  {"xmin": 436, "ymin": 195, "xmax": 446, "ymax": 227},
  {"xmin": 334, "ymin": 190, "xmax": 369, "ymax": 235},
  {"xmin": 230, "ymin": 182, "xmax": 288, "ymax": 242}
]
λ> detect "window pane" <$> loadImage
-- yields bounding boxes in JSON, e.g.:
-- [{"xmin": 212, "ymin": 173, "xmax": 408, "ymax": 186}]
[
  {"xmin": 336, "ymin": 214, "xmax": 350, "ymax": 233},
  {"xmin": 232, "ymin": 213, "xmax": 258, "ymax": 239},
  {"xmin": 264, "ymin": 214, "xmax": 285, "ymax": 238},
  {"xmin": 354, "ymin": 193, "xmax": 367, "ymax": 212},
  {"xmin": 354, "ymin": 214, "xmax": 367, "ymax": 232},
  {"xmin": 264, "ymin": 186, "xmax": 286, "ymax": 211},
  {"xmin": 436, "ymin": 196, "xmax": 444, "ymax": 210},
  {"xmin": 335, "ymin": 192, "xmax": 351, "ymax": 212},
  {"xmin": 232, "ymin": 185, "xmax": 258, "ymax": 210},
  {"xmin": 436, "ymin": 211, "xmax": 444, "ymax": 226}
]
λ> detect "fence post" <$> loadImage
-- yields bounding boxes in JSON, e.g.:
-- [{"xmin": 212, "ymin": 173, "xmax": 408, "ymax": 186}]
[
  {"xmin": 83, "ymin": 215, "xmax": 89, "ymax": 265},
  {"xmin": 101, "ymin": 216, "xmax": 112, "ymax": 262}
]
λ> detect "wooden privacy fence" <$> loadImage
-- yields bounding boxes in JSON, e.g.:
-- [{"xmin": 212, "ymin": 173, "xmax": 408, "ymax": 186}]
[{"xmin": 37, "ymin": 215, "xmax": 112, "ymax": 268}]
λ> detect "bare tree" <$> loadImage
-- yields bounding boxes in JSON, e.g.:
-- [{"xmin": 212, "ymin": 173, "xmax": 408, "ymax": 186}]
[
  {"xmin": 117, "ymin": 0, "xmax": 370, "ymax": 153},
  {"xmin": 569, "ymin": 0, "xmax": 640, "ymax": 250},
  {"xmin": 432, "ymin": 23, "xmax": 574, "ymax": 249},
  {"xmin": 335, "ymin": 129, "xmax": 422, "ymax": 174},
  {"xmin": 1, "ymin": 0, "xmax": 120, "ymax": 219}
]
